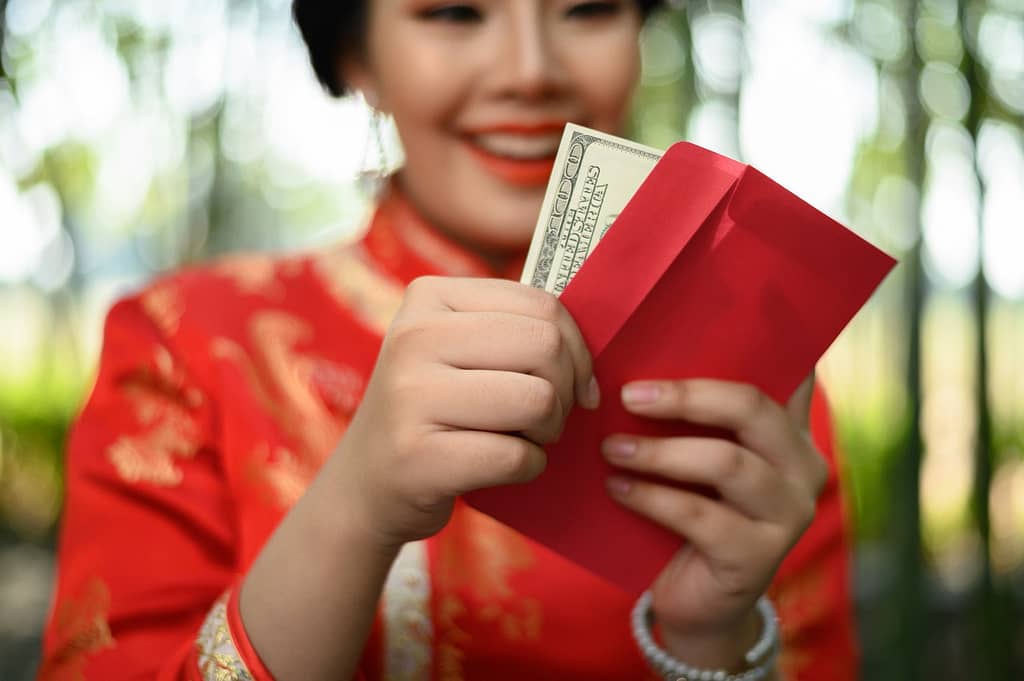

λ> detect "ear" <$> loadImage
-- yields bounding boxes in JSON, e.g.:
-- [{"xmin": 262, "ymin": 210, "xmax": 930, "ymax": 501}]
[{"xmin": 338, "ymin": 52, "xmax": 383, "ymax": 111}]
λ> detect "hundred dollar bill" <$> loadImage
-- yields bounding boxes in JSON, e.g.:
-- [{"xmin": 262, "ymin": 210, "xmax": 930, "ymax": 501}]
[{"xmin": 521, "ymin": 124, "xmax": 664, "ymax": 294}]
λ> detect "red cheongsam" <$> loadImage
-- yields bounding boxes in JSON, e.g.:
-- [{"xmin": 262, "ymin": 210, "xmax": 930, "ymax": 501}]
[{"xmin": 39, "ymin": 186, "xmax": 859, "ymax": 680}]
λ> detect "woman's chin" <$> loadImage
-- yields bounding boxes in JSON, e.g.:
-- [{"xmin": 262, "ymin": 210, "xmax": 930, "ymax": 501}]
[{"xmin": 472, "ymin": 225, "xmax": 536, "ymax": 255}]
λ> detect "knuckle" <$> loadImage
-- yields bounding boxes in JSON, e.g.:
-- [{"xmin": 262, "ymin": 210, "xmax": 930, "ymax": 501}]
[
  {"xmin": 524, "ymin": 378, "xmax": 560, "ymax": 418},
  {"xmin": 638, "ymin": 441, "xmax": 658, "ymax": 467},
  {"xmin": 405, "ymin": 276, "xmax": 437, "ymax": 300},
  {"xmin": 663, "ymin": 381, "xmax": 692, "ymax": 413},
  {"xmin": 530, "ymin": 319, "xmax": 564, "ymax": 360},
  {"xmin": 738, "ymin": 385, "xmax": 770, "ymax": 422},
  {"xmin": 394, "ymin": 429, "xmax": 420, "ymax": 462},
  {"xmin": 499, "ymin": 438, "xmax": 544, "ymax": 482},
  {"xmin": 387, "ymin": 368, "xmax": 426, "ymax": 405},
  {"xmin": 672, "ymin": 495, "xmax": 707, "ymax": 528},
  {"xmin": 531, "ymin": 290, "xmax": 562, "ymax": 322},
  {"xmin": 789, "ymin": 489, "xmax": 818, "ymax": 535},
  {"xmin": 659, "ymin": 381, "xmax": 682, "ymax": 409},
  {"xmin": 388, "ymin": 319, "xmax": 428, "ymax": 349},
  {"xmin": 391, "ymin": 423, "xmax": 428, "ymax": 465},
  {"xmin": 712, "ymin": 443, "xmax": 747, "ymax": 482}
]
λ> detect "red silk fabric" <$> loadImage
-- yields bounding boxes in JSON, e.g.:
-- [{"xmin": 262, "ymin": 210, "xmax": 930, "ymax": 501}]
[{"xmin": 39, "ymin": 187, "xmax": 858, "ymax": 680}]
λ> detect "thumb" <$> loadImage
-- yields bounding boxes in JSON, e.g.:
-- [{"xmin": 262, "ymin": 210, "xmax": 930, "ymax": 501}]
[{"xmin": 786, "ymin": 370, "xmax": 816, "ymax": 430}]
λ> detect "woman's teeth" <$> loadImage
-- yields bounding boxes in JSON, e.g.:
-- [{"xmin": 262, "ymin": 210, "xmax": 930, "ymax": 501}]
[{"xmin": 470, "ymin": 132, "xmax": 562, "ymax": 160}]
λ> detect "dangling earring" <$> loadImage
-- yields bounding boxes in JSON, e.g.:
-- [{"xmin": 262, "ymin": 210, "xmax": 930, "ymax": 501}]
[{"xmin": 357, "ymin": 99, "xmax": 390, "ymax": 199}]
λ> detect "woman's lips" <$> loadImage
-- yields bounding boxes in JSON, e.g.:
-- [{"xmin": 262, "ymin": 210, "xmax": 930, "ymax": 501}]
[
  {"xmin": 464, "ymin": 142, "xmax": 557, "ymax": 187},
  {"xmin": 462, "ymin": 123, "xmax": 567, "ymax": 187}
]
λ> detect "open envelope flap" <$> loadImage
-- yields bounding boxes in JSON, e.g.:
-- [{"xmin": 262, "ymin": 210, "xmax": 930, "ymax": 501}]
[
  {"xmin": 560, "ymin": 142, "xmax": 740, "ymax": 358},
  {"xmin": 592, "ymin": 163, "xmax": 900, "ymax": 403},
  {"xmin": 718, "ymin": 165, "xmax": 899, "ymax": 397}
]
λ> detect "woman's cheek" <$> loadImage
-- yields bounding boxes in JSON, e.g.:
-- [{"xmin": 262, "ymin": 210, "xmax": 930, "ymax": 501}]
[{"xmin": 573, "ymin": 41, "xmax": 641, "ymax": 128}]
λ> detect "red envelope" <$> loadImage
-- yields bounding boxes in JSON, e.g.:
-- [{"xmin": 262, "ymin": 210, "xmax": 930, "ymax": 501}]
[{"xmin": 465, "ymin": 142, "xmax": 897, "ymax": 595}]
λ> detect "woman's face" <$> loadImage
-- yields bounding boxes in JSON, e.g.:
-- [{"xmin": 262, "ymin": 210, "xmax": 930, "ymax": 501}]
[{"xmin": 346, "ymin": 0, "xmax": 643, "ymax": 259}]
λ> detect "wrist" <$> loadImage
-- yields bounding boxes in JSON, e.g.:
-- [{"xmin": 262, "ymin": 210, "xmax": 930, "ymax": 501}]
[
  {"xmin": 659, "ymin": 608, "xmax": 761, "ymax": 672},
  {"xmin": 315, "ymin": 452, "xmax": 405, "ymax": 557},
  {"xmin": 239, "ymin": 460, "xmax": 403, "ymax": 681},
  {"xmin": 632, "ymin": 593, "xmax": 781, "ymax": 681}
]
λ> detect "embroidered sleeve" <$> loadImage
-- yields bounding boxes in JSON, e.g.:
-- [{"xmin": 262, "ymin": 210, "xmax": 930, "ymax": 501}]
[
  {"xmin": 190, "ymin": 588, "xmax": 275, "ymax": 681},
  {"xmin": 189, "ymin": 586, "xmax": 373, "ymax": 681},
  {"xmin": 768, "ymin": 385, "xmax": 860, "ymax": 681},
  {"xmin": 196, "ymin": 591, "xmax": 251, "ymax": 680},
  {"xmin": 37, "ymin": 293, "xmax": 268, "ymax": 681},
  {"xmin": 40, "ymin": 288, "xmax": 372, "ymax": 681}
]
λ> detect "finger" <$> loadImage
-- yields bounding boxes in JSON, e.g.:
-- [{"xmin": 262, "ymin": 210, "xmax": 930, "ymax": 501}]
[
  {"xmin": 606, "ymin": 477, "xmax": 769, "ymax": 565},
  {"xmin": 782, "ymin": 372, "xmax": 831, "ymax": 493},
  {"xmin": 786, "ymin": 371, "xmax": 815, "ymax": 430},
  {"xmin": 620, "ymin": 379, "xmax": 806, "ymax": 474},
  {"xmin": 421, "ymin": 429, "xmax": 547, "ymax": 495},
  {"xmin": 781, "ymin": 372, "xmax": 830, "ymax": 496},
  {"xmin": 417, "ymin": 311, "xmax": 577, "ymax": 423},
  {"xmin": 423, "ymin": 367, "xmax": 564, "ymax": 445},
  {"xmin": 601, "ymin": 436, "xmax": 786, "ymax": 521},
  {"xmin": 406, "ymin": 277, "xmax": 597, "ymax": 409}
]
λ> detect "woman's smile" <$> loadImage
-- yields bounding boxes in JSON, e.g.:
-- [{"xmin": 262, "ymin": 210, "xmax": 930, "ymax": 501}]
[{"xmin": 462, "ymin": 122, "xmax": 567, "ymax": 186}]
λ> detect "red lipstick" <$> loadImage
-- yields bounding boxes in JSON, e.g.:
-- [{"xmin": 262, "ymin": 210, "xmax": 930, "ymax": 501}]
[{"xmin": 462, "ymin": 122, "xmax": 567, "ymax": 187}]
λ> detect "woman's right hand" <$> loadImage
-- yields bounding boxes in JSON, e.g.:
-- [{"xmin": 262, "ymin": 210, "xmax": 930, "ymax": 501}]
[{"xmin": 330, "ymin": 276, "xmax": 599, "ymax": 549}]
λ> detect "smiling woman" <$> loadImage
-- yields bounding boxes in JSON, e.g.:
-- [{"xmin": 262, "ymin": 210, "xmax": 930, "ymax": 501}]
[
  {"xmin": 37, "ymin": 2, "xmax": 860, "ymax": 681},
  {"xmin": 304, "ymin": 0, "xmax": 651, "ymax": 257}
]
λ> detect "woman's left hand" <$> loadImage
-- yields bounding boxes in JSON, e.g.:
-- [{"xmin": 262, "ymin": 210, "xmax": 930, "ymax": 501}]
[{"xmin": 602, "ymin": 374, "xmax": 828, "ymax": 668}]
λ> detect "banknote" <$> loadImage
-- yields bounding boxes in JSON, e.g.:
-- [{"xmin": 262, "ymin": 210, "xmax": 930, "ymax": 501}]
[{"xmin": 521, "ymin": 124, "xmax": 664, "ymax": 294}]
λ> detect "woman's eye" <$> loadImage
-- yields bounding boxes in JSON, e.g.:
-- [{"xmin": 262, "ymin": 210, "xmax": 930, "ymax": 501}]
[
  {"xmin": 419, "ymin": 4, "xmax": 483, "ymax": 23},
  {"xmin": 566, "ymin": 1, "xmax": 622, "ymax": 19}
]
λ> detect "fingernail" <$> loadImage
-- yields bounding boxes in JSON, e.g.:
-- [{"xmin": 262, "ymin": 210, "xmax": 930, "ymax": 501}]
[
  {"xmin": 584, "ymin": 376, "xmax": 601, "ymax": 410},
  {"xmin": 622, "ymin": 382, "xmax": 661, "ymax": 405},
  {"xmin": 603, "ymin": 438, "xmax": 637, "ymax": 459},
  {"xmin": 606, "ymin": 476, "xmax": 632, "ymax": 497}
]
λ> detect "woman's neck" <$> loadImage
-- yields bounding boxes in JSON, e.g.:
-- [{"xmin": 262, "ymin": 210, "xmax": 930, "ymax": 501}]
[{"xmin": 389, "ymin": 174, "xmax": 529, "ymax": 277}]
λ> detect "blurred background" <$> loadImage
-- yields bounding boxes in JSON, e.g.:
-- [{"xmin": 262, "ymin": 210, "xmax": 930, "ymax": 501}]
[{"xmin": 0, "ymin": 0, "xmax": 1021, "ymax": 678}]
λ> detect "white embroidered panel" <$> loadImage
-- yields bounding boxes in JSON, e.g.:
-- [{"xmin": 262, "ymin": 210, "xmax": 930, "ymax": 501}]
[
  {"xmin": 196, "ymin": 592, "xmax": 256, "ymax": 681},
  {"xmin": 383, "ymin": 540, "xmax": 433, "ymax": 681}
]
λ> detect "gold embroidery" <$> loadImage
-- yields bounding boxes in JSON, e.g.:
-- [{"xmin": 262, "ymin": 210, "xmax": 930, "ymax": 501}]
[
  {"xmin": 383, "ymin": 541, "xmax": 433, "ymax": 681},
  {"xmin": 313, "ymin": 244, "xmax": 404, "ymax": 335},
  {"xmin": 477, "ymin": 597, "xmax": 542, "ymax": 642},
  {"xmin": 434, "ymin": 505, "xmax": 543, "ymax": 664},
  {"xmin": 106, "ymin": 347, "xmax": 205, "ymax": 487},
  {"xmin": 39, "ymin": 577, "xmax": 115, "ymax": 681},
  {"xmin": 437, "ymin": 594, "xmax": 470, "ymax": 681},
  {"xmin": 243, "ymin": 444, "xmax": 311, "ymax": 509},
  {"xmin": 437, "ymin": 508, "xmax": 536, "ymax": 601},
  {"xmin": 310, "ymin": 359, "xmax": 364, "ymax": 415},
  {"xmin": 196, "ymin": 591, "xmax": 255, "ymax": 681},
  {"xmin": 248, "ymin": 312, "xmax": 346, "ymax": 457},
  {"xmin": 211, "ymin": 254, "xmax": 284, "ymax": 298},
  {"xmin": 212, "ymin": 312, "xmax": 364, "ymax": 508},
  {"xmin": 140, "ymin": 281, "xmax": 185, "ymax": 337}
]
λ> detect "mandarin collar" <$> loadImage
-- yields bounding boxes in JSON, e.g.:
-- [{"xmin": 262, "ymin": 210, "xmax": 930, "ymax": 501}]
[{"xmin": 361, "ymin": 181, "xmax": 527, "ymax": 283}]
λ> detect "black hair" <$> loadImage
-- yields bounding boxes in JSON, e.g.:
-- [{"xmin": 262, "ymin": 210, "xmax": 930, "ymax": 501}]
[{"xmin": 292, "ymin": 1, "xmax": 667, "ymax": 97}]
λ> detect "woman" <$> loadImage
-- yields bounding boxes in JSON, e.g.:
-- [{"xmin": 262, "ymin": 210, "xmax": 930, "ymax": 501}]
[{"xmin": 39, "ymin": 2, "xmax": 858, "ymax": 680}]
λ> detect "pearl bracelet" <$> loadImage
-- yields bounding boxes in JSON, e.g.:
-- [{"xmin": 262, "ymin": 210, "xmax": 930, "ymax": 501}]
[{"xmin": 630, "ymin": 591, "xmax": 780, "ymax": 681}]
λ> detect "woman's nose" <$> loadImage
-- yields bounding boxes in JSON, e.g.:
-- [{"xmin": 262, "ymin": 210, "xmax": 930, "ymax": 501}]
[{"xmin": 493, "ymin": 14, "xmax": 567, "ymax": 100}]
